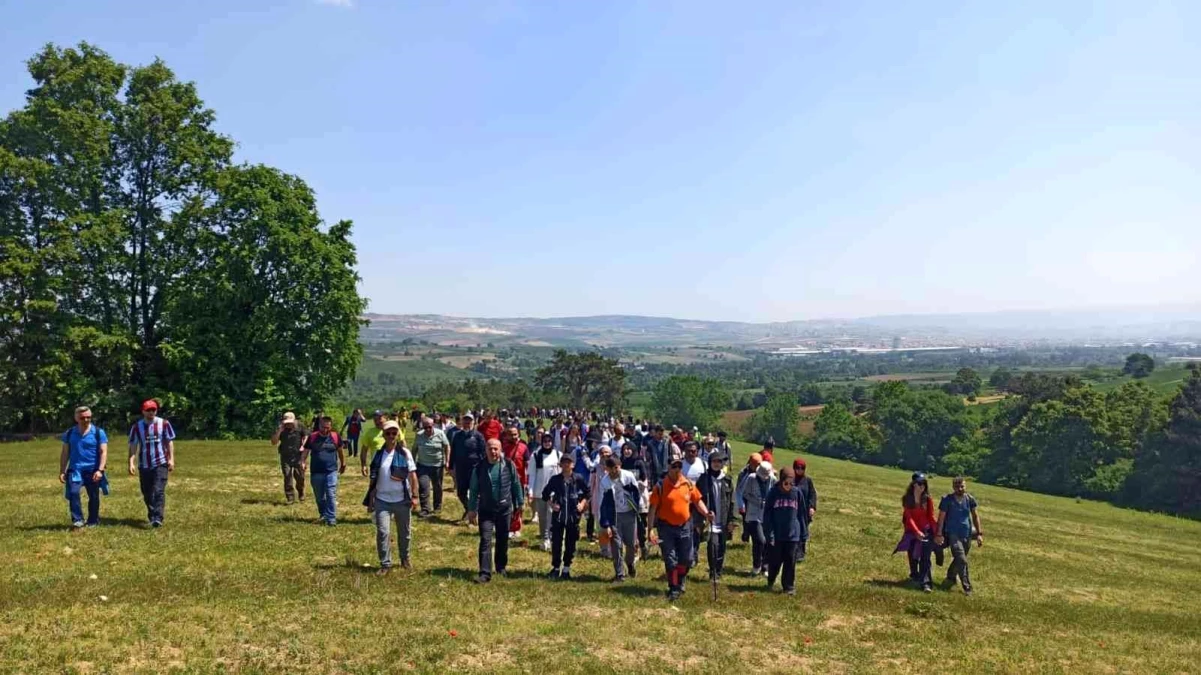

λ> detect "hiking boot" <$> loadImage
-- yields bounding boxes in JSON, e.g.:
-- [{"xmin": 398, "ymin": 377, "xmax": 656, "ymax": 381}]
[
  {"xmin": 375, "ymin": 567, "xmax": 392, "ymax": 577},
  {"xmin": 474, "ymin": 574, "xmax": 491, "ymax": 584},
  {"xmin": 419, "ymin": 510, "xmax": 431, "ymax": 519},
  {"xmin": 546, "ymin": 568, "xmax": 561, "ymax": 580},
  {"xmin": 401, "ymin": 559, "xmax": 411, "ymax": 570},
  {"xmin": 667, "ymin": 588, "xmax": 681, "ymax": 602},
  {"xmin": 611, "ymin": 576, "xmax": 625, "ymax": 584}
]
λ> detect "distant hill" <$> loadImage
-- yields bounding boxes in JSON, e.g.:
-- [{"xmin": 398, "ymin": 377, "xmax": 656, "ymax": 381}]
[{"xmin": 361, "ymin": 306, "xmax": 1201, "ymax": 348}]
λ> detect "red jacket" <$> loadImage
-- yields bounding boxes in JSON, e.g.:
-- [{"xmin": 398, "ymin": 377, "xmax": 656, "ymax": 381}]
[
  {"xmin": 479, "ymin": 419, "xmax": 503, "ymax": 441},
  {"xmin": 503, "ymin": 440, "xmax": 529, "ymax": 487},
  {"xmin": 903, "ymin": 496, "xmax": 936, "ymax": 536}
]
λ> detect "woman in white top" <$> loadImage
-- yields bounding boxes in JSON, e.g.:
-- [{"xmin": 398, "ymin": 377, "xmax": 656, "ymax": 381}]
[{"xmin": 363, "ymin": 420, "xmax": 419, "ymax": 574}]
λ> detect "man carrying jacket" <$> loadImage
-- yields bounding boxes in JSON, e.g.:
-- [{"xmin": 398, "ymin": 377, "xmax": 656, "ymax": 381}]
[{"xmin": 467, "ymin": 439, "xmax": 525, "ymax": 584}]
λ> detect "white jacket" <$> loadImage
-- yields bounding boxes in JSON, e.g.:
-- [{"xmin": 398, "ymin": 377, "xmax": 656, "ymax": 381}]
[{"xmin": 527, "ymin": 449, "xmax": 561, "ymax": 498}]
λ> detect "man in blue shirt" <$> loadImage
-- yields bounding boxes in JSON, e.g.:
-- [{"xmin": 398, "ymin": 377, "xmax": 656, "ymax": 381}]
[
  {"xmin": 58, "ymin": 406, "xmax": 109, "ymax": 528},
  {"xmin": 935, "ymin": 476, "xmax": 984, "ymax": 595}
]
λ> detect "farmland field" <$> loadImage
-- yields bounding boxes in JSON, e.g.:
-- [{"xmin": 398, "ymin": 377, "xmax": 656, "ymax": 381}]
[{"xmin": 4, "ymin": 437, "xmax": 1198, "ymax": 673}]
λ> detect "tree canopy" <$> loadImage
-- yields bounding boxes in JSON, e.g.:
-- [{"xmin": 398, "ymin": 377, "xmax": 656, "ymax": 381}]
[
  {"xmin": 0, "ymin": 43, "xmax": 366, "ymax": 436},
  {"xmin": 534, "ymin": 350, "xmax": 625, "ymax": 411},
  {"xmin": 649, "ymin": 375, "xmax": 729, "ymax": 432},
  {"xmin": 1123, "ymin": 353, "xmax": 1156, "ymax": 379}
]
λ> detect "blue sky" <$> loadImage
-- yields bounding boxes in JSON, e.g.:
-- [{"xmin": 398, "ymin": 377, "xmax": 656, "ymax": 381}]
[{"xmin": 2, "ymin": 0, "xmax": 1199, "ymax": 322}]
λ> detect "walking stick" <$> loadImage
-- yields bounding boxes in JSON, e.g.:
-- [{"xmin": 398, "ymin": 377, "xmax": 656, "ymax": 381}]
[{"xmin": 707, "ymin": 527, "xmax": 718, "ymax": 602}]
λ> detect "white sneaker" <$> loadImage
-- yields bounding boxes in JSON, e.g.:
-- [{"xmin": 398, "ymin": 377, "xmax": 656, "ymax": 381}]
[{"xmin": 541, "ymin": 540, "xmax": 552, "ymax": 552}]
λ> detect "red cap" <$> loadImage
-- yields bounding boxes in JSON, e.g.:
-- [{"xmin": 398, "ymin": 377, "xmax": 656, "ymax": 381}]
[
  {"xmin": 793, "ymin": 458, "xmax": 807, "ymax": 470},
  {"xmin": 142, "ymin": 399, "xmax": 158, "ymax": 411}
]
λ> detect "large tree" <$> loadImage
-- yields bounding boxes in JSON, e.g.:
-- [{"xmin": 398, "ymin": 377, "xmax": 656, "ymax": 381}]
[
  {"xmin": 0, "ymin": 43, "xmax": 366, "ymax": 435},
  {"xmin": 745, "ymin": 392, "xmax": 800, "ymax": 447},
  {"xmin": 534, "ymin": 350, "xmax": 626, "ymax": 411},
  {"xmin": 1123, "ymin": 353, "xmax": 1156, "ymax": 379},
  {"xmin": 1126, "ymin": 365, "xmax": 1201, "ymax": 516},
  {"xmin": 648, "ymin": 375, "xmax": 729, "ymax": 431}
]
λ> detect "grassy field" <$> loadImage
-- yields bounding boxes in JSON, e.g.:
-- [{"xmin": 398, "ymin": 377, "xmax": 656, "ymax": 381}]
[
  {"xmin": 3, "ymin": 438, "xmax": 1200, "ymax": 674},
  {"xmin": 1091, "ymin": 366, "xmax": 1192, "ymax": 395}
]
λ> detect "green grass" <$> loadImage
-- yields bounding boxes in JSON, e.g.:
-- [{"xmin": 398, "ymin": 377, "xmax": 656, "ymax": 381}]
[
  {"xmin": 1091, "ymin": 366, "xmax": 1191, "ymax": 396},
  {"xmin": 3, "ymin": 438, "xmax": 1200, "ymax": 673}
]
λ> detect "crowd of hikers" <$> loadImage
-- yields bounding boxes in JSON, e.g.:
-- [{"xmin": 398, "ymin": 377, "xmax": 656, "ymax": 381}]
[{"xmin": 56, "ymin": 404, "xmax": 984, "ymax": 600}]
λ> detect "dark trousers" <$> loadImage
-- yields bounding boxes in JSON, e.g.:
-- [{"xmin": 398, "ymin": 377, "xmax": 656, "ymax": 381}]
[
  {"xmin": 417, "ymin": 464, "xmax": 444, "ymax": 512},
  {"xmin": 454, "ymin": 466, "xmax": 473, "ymax": 514},
  {"xmin": 586, "ymin": 511, "xmax": 595, "ymax": 539},
  {"xmin": 767, "ymin": 540, "xmax": 799, "ymax": 591},
  {"xmin": 281, "ymin": 461, "xmax": 305, "ymax": 503},
  {"xmin": 138, "ymin": 466, "xmax": 169, "ymax": 523},
  {"xmin": 908, "ymin": 536, "xmax": 934, "ymax": 587},
  {"xmin": 704, "ymin": 530, "xmax": 727, "ymax": 578},
  {"xmin": 478, "ymin": 509, "xmax": 512, "ymax": 579},
  {"xmin": 746, "ymin": 521, "xmax": 767, "ymax": 570},
  {"xmin": 946, "ymin": 535, "xmax": 973, "ymax": 591},
  {"xmin": 657, "ymin": 522, "xmax": 693, "ymax": 591},
  {"xmin": 551, "ymin": 520, "xmax": 580, "ymax": 570},
  {"xmin": 637, "ymin": 513, "xmax": 649, "ymax": 554},
  {"xmin": 347, "ymin": 434, "xmax": 359, "ymax": 457}
]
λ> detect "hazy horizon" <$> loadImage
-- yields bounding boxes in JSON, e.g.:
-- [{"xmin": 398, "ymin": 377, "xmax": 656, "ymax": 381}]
[{"xmin": 3, "ymin": 1, "xmax": 1199, "ymax": 321}]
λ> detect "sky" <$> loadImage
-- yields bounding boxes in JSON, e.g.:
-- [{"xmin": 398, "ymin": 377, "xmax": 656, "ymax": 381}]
[{"xmin": 2, "ymin": 0, "xmax": 1199, "ymax": 322}]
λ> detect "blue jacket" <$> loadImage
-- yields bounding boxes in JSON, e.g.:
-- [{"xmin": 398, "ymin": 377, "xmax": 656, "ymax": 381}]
[{"xmin": 763, "ymin": 484, "xmax": 810, "ymax": 543}]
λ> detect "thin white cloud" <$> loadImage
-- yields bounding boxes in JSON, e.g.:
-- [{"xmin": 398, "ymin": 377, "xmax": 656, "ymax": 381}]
[{"xmin": 315, "ymin": 0, "xmax": 354, "ymax": 7}]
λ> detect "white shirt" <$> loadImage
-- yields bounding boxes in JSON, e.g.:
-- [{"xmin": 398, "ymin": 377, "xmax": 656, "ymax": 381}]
[
  {"xmin": 682, "ymin": 457, "xmax": 706, "ymax": 483},
  {"xmin": 375, "ymin": 447, "xmax": 415, "ymax": 503},
  {"xmin": 600, "ymin": 469, "xmax": 638, "ymax": 514}
]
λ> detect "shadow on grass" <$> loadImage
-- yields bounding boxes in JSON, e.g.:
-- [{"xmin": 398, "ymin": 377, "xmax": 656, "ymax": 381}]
[
  {"xmin": 864, "ymin": 578, "xmax": 922, "ymax": 591},
  {"xmin": 312, "ymin": 560, "xmax": 376, "ymax": 574},
  {"xmin": 612, "ymin": 585, "xmax": 665, "ymax": 598},
  {"xmin": 723, "ymin": 582, "xmax": 771, "ymax": 594},
  {"xmin": 18, "ymin": 517, "xmax": 150, "ymax": 532},
  {"xmin": 240, "ymin": 497, "xmax": 285, "ymax": 506},
  {"xmin": 426, "ymin": 566, "xmax": 479, "ymax": 582}
]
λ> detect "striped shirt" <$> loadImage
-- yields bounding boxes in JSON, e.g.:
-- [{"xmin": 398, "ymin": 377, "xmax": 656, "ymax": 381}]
[{"xmin": 129, "ymin": 417, "xmax": 176, "ymax": 469}]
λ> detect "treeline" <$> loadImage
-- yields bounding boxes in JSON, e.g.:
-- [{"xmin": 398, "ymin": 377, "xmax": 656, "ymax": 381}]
[
  {"xmin": 0, "ymin": 44, "xmax": 366, "ymax": 436},
  {"xmin": 807, "ymin": 367, "xmax": 1201, "ymax": 518}
]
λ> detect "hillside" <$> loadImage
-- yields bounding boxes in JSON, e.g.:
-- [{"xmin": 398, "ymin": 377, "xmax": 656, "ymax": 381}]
[
  {"xmin": 4, "ymin": 439, "xmax": 1199, "ymax": 672},
  {"xmin": 361, "ymin": 308, "xmax": 1201, "ymax": 348}
]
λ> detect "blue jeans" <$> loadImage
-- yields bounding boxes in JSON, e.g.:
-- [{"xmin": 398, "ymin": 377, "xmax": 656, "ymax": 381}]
[
  {"xmin": 311, "ymin": 472, "xmax": 338, "ymax": 523},
  {"xmin": 67, "ymin": 473, "xmax": 101, "ymax": 525}
]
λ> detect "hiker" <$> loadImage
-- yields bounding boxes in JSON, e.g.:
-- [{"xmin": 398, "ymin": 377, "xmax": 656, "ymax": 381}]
[
  {"xmin": 527, "ymin": 433, "xmax": 561, "ymax": 552},
  {"xmin": 599, "ymin": 456, "xmax": 641, "ymax": 582},
  {"xmin": 681, "ymin": 440, "xmax": 705, "ymax": 482},
  {"xmin": 740, "ymin": 460, "xmax": 775, "ymax": 575},
  {"xmin": 588, "ymin": 445, "xmax": 615, "ymax": 553},
  {"xmin": 645, "ymin": 424, "xmax": 678, "ymax": 480},
  {"xmin": 763, "ymin": 467, "xmax": 810, "ymax": 595},
  {"xmin": 792, "ymin": 458, "xmax": 818, "ymax": 523},
  {"xmin": 127, "ymin": 399, "xmax": 176, "ymax": 528},
  {"xmin": 341, "ymin": 408, "xmax": 365, "ymax": 457},
  {"xmin": 735, "ymin": 452, "xmax": 763, "ymax": 543},
  {"xmin": 478, "ymin": 410, "xmax": 504, "ymax": 441},
  {"xmin": 449, "ymin": 412, "xmax": 486, "ymax": 522},
  {"xmin": 760, "ymin": 440, "xmax": 775, "ymax": 465},
  {"xmin": 364, "ymin": 420, "xmax": 419, "ymax": 574},
  {"xmin": 59, "ymin": 406, "xmax": 109, "ymax": 529},
  {"xmin": 300, "ymin": 416, "xmax": 345, "ymax": 526},
  {"xmin": 502, "ymin": 425, "xmax": 529, "ymax": 539},
  {"xmin": 897, "ymin": 472, "xmax": 936, "ymax": 592},
  {"xmin": 543, "ymin": 454, "xmax": 589, "ymax": 579},
  {"xmin": 359, "ymin": 411, "xmax": 387, "ymax": 476},
  {"xmin": 934, "ymin": 476, "xmax": 983, "ymax": 595},
  {"xmin": 695, "ymin": 450, "xmax": 735, "ymax": 581},
  {"xmin": 711, "ymin": 431, "xmax": 732, "ymax": 471},
  {"xmin": 466, "ymin": 439, "xmax": 525, "ymax": 583},
  {"xmin": 414, "ymin": 416, "xmax": 451, "ymax": 517},
  {"xmin": 271, "ymin": 412, "xmax": 307, "ymax": 503},
  {"xmin": 648, "ymin": 457, "xmax": 712, "ymax": 601},
  {"xmin": 620, "ymin": 441, "xmax": 652, "ymax": 559}
]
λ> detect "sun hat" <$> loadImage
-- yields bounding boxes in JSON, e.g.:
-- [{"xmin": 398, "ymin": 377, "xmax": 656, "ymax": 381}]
[{"xmin": 756, "ymin": 462, "xmax": 774, "ymax": 480}]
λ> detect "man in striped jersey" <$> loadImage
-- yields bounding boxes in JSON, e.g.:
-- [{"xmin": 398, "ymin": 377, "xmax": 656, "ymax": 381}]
[{"xmin": 128, "ymin": 399, "xmax": 176, "ymax": 528}]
